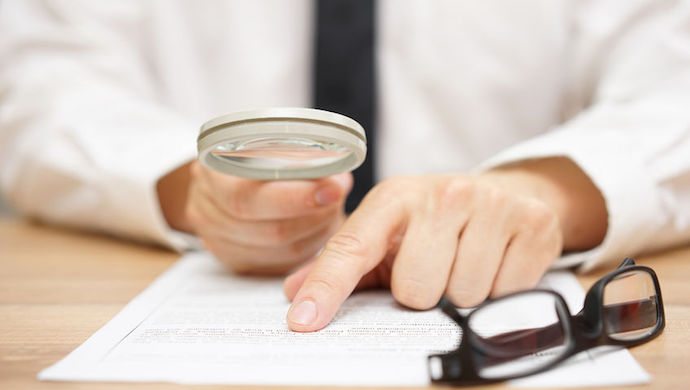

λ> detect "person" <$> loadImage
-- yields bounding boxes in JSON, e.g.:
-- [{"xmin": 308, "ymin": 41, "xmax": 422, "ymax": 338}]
[{"xmin": 1, "ymin": 1, "xmax": 689, "ymax": 333}]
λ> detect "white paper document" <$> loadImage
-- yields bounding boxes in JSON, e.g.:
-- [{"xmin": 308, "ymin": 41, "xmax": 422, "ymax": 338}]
[{"xmin": 39, "ymin": 252, "xmax": 650, "ymax": 387}]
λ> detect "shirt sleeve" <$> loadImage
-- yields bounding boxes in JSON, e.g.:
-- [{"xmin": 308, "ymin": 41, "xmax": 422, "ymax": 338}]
[
  {"xmin": 479, "ymin": 1, "xmax": 690, "ymax": 271},
  {"xmin": 0, "ymin": 1, "xmax": 198, "ymax": 249}
]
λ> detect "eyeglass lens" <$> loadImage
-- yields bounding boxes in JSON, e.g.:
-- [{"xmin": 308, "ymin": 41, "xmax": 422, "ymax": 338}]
[
  {"xmin": 603, "ymin": 270, "xmax": 659, "ymax": 341},
  {"xmin": 467, "ymin": 292, "xmax": 571, "ymax": 379}
]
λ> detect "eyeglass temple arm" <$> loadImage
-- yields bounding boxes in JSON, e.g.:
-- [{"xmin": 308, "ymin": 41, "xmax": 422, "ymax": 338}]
[{"xmin": 472, "ymin": 323, "xmax": 564, "ymax": 360}]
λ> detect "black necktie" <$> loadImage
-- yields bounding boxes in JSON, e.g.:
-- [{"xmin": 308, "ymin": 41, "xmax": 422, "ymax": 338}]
[{"xmin": 314, "ymin": 0, "xmax": 376, "ymax": 213}]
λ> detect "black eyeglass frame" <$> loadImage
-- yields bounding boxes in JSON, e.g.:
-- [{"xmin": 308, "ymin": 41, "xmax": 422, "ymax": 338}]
[{"xmin": 428, "ymin": 258, "xmax": 665, "ymax": 386}]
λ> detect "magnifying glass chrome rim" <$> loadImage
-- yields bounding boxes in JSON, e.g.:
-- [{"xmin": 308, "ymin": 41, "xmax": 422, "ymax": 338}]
[{"xmin": 197, "ymin": 107, "xmax": 367, "ymax": 180}]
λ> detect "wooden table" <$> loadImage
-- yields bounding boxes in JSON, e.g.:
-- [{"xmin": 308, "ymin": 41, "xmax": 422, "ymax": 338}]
[{"xmin": 1, "ymin": 219, "xmax": 688, "ymax": 389}]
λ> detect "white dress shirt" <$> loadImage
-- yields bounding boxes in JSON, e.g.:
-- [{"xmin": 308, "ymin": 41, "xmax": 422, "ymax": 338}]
[{"xmin": 1, "ymin": 0, "xmax": 689, "ymax": 271}]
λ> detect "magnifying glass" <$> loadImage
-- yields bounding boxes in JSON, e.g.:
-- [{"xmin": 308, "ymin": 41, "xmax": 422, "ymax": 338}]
[{"xmin": 197, "ymin": 108, "xmax": 367, "ymax": 180}]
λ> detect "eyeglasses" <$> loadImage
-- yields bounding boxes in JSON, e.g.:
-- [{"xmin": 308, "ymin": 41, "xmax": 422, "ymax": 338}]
[{"xmin": 428, "ymin": 258, "xmax": 665, "ymax": 385}]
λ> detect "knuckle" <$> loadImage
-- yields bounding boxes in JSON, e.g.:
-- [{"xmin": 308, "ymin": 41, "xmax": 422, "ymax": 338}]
[
  {"xmin": 363, "ymin": 176, "xmax": 421, "ymax": 213},
  {"xmin": 550, "ymin": 231, "xmax": 564, "ymax": 254},
  {"xmin": 391, "ymin": 278, "xmax": 438, "ymax": 310},
  {"xmin": 227, "ymin": 190, "xmax": 249, "ymax": 218},
  {"xmin": 521, "ymin": 200, "xmax": 558, "ymax": 231},
  {"xmin": 482, "ymin": 186, "xmax": 508, "ymax": 207},
  {"xmin": 189, "ymin": 161, "xmax": 203, "ymax": 178},
  {"xmin": 287, "ymin": 238, "xmax": 317, "ymax": 260},
  {"xmin": 306, "ymin": 275, "xmax": 345, "ymax": 298},
  {"xmin": 217, "ymin": 178, "xmax": 255, "ymax": 219},
  {"xmin": 368, "ymin": 176, "xmax": 407, "ymax": 200},
  {"xmin": 323, "ymin": 231, "xmax": 369, "ymax": 262},
  {"xmin": 275, "ymin": 191, "xmax": 312, "ymax": 218},
  {"xmin": 438, "ymin": 177, "xmax": 475, "ymax": 208},
  {"xmin": 532, "ymin": 227, "xmax": 564, "ymax": 261},
  {"xmin": 269, "ymin": 185, "xmax": 310, "ymax": 215}
]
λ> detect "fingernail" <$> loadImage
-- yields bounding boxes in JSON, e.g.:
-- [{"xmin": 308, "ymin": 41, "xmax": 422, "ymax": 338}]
[
  {"xmin": 288, "ymin": 300, "xmax": 318, "ymax": 326},
  {"xmin": 315, "ymin": 186, "xmax": 340, "ymax": 206}
]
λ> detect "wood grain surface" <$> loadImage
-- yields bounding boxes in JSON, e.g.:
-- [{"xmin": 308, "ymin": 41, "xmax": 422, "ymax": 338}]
[{"xmin": 1, "ymin": 219, "xmax": 688, "ymax": 390}]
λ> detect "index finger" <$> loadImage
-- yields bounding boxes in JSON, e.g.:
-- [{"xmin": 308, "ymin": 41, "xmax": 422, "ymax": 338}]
[{"xmin": 286, "ymin": 189, "xmax": 407, "ymax": 332}]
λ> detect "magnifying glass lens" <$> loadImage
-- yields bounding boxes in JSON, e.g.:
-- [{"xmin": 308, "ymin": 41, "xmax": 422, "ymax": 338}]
[
  {"xmin": 198, "ymin": 108, "xmax": 366, "ymax": 180},
  {"xmin": 211, "ymin": 137, "xmax": 352, "ymax": 170}
]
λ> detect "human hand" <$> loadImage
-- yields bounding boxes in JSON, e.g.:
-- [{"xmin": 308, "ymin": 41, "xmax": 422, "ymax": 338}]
[
  {"xmin": 283, "ymin": 158, "xmax": 607, "ymax": 331},
  {"xmin": 185, "ymin": 161, "xmax": 352, "ymax": 275}
]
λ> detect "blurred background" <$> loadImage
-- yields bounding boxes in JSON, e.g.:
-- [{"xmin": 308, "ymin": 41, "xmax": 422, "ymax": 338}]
[{"xmin": 0, "ymin": 194, "xmax": 13, "ymax": 216}]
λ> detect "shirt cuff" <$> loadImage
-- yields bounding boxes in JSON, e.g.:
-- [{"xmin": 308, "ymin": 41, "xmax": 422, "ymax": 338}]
[{"xmin": 68, "ymin": 106, "xmax": 201, "ymax": 251}]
